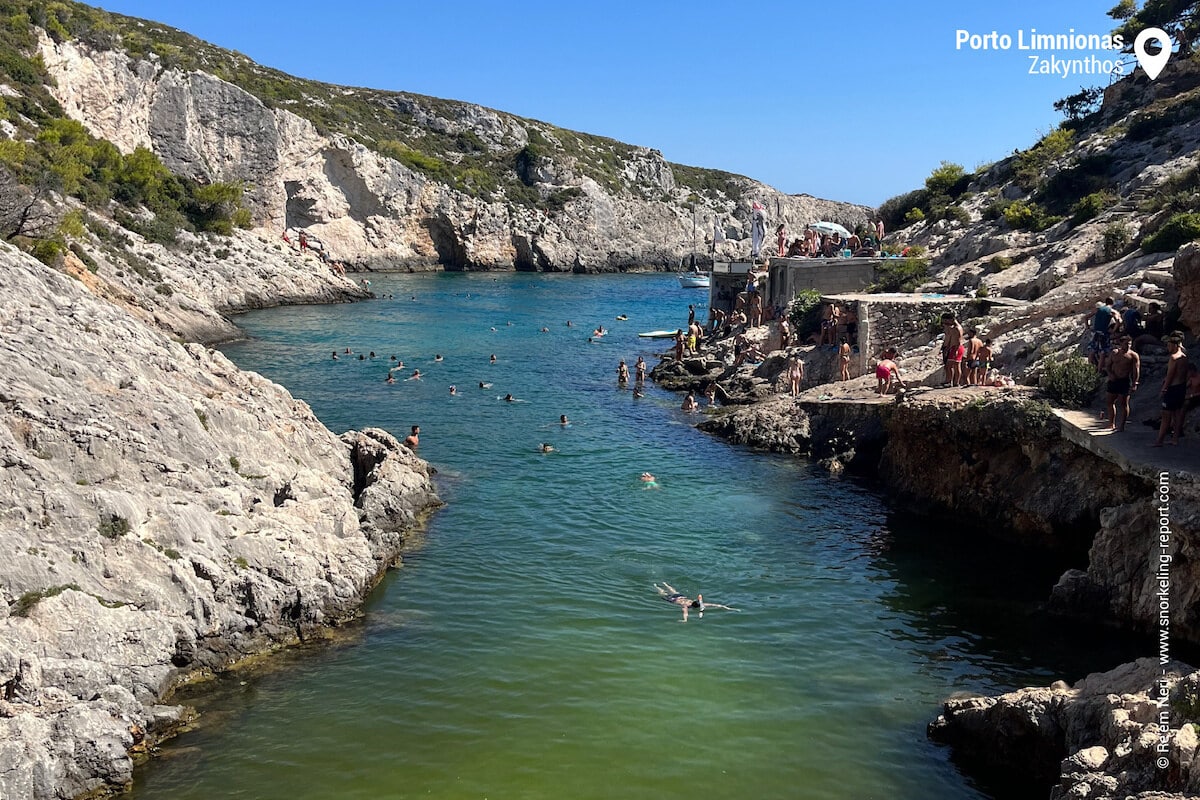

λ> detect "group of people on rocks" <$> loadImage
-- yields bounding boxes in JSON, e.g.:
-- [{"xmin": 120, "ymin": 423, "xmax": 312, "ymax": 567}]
[
  {"xmin": 1086, "ymin": 296, "xmax": 1168, "ymax": 367},
  {"xmin": 1087, "ymin": 297, "xmax": 1196, "ymax": 445},
  {"xmin": 776, "ymin": 221, "xmax": 885, "ymax": 259},
  {"xmin": 283, "ymin": 228, "xmax": 347, "ymax": 276},
  {"xmin": 939, "ymin": 312, "xmax": 997, "ymax": 388}
]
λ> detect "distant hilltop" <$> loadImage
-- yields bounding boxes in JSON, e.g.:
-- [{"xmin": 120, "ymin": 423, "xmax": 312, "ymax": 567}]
[{"xmin": 7, "ymin": 0, "xmax": 869, "ymax": 271}]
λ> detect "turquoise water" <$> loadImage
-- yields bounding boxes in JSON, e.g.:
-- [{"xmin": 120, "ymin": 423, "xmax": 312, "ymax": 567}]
[{"xmin": 130, "ymin": 273, "xmax": 1145, "ymax": 800}]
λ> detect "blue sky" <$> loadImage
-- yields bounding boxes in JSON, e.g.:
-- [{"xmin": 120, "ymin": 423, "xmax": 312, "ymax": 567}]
[{"xmin": 92, "ymin": 1, "xmax": 1134, "ymax": 206}]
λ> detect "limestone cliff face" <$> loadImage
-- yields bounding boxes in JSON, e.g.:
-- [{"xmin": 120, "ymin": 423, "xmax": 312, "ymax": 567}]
[
  {"xmin": 0, "ymin": 244, "xmax": 440, "ymax": 800},
  {"xmin": 37, "ymin": 35, "xmax": 870, "ymax": 271}
]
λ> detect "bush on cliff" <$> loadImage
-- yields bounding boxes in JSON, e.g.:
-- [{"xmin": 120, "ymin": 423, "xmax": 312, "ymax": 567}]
[
  {"xmin": 1040, "ymin": 355, "xmax": 1099, "ymax": 408},
  {"xmin": 873, "ymin": 257, "xmax": 928, "ymax": 292},
  {"xmin": 788, "ymin": 289, "xmax": 823, "ymax": 337},
  {"xmin": 1141, "ymin": 213, "xmax": 1200, "ymax": 254}
]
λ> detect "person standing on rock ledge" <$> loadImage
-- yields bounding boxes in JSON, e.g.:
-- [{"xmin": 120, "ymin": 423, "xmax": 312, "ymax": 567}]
[
  {"xmin": 403, "ymin": 425, "xmax": 419, "ymax": 449},
  {"xmin": 1100, "ymin": 335, "xmax": 1139, "ymax": 432},
  {"xmin": 1155, "ymin": 338, "xmax": 1189, "ymax": 447}
]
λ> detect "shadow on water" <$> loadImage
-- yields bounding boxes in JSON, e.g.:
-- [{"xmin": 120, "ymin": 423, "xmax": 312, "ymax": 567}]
[{"xmin": 864, "ymin": 509, "xmax": 1157, "ymax": 800}]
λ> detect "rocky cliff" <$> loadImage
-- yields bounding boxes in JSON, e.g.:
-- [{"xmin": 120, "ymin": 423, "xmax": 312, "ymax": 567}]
[
  {"xmin": 32, "ymin": 18, "xmax": 869, "ymax": 271},
  {"xmin": 929, "ymin": 658, "xmax": 1200, "ymax": 800},
  {"xmin": 0, "ymin": 241, "xmax": 441, "ymax": 800}
]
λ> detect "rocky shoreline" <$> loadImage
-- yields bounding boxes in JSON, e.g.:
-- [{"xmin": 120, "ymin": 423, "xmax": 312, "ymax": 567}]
[
  {"xmin": 649, "ymin": 287, "xmax": 1199, "ymax": 799},
  {"xmin": 0, "ymin": 242, "xmax": 441, "ymax": 800}
]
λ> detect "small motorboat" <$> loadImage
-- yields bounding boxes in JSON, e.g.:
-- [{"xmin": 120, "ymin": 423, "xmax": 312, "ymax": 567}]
[
  {"xmin": 638, "ymin": 329, "xmax": 679, "ymax": 339},
  {"xmin": 678, "ymin": 270, "xmax": 710, "ymax": 289}
]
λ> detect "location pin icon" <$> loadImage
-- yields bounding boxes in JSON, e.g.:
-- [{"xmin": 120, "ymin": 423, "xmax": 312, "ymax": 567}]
[{"xmin": 1134, "ymin": 27, "xmax": 1173, "ymax": 80}]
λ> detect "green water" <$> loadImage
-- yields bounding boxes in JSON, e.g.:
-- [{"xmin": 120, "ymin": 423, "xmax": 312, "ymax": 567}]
[{"xmin": 129, "ymin": 273, "xmax": 1146, "ymax": 799}]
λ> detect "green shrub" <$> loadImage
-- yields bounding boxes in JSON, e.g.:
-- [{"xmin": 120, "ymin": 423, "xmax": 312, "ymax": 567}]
[
  {"xmin": 943, "ymin": 204, "xmax": 971, "ymax": 224},
  {"xmin": 1070, "ymin": 191, "xmax": 1115, "ymax": 225},
  {"xmin": 874, "ymin": 257, "xmax": 929, "ymax": 292},
  {"xmin": 1003, "ymin": 200, "xmax": 1061, "ymax": 231},
  {"xmin": 925, "ymin": 161, "xmax": 967, "ymax": 196},
  {"xmin": 11, "ymin": 583, "xmax": 80, "ymax": 617},
  {"xmin": 1014, "ymin": 128, "xmax": 1075, "ymax": 189},
  {"xmin": 984, "ymin": 198, "xmax": 1014, "ymax": 220},
  {"xmin": 232, "ymin": 207, "xmax": 252, "ymax": 229},
  {"xmin": 787, "ymin": 288, "xmax": 823, "ymax": 336},
  {"xmin": 904, "ymin": 207, "xmax": 925, "ymax": 224},
  {"xmin": 1102, "ymin": 222, "xmax": 1132, "ymax": 261},
  {"xmin": 988, "ymin": 255, "xmax": 1013, "ymax": 272},
  {"xmin": 878, "ymin": 188, "xmax": 929, "ymax": 230},
  {"xmin": 68, "ymin": 242, "xmax": 97, "ymax": 272},
  {"xmin": 1142, "ymin": 213, "xmax": 1200, "ymax": 253},
  {"xmin": 97, "ymin": 514, "xmax": 130, "ymax": 539},
  {"xmin": 1040, "ymin": 355, "xmax": 1099, "ymax": 408}
]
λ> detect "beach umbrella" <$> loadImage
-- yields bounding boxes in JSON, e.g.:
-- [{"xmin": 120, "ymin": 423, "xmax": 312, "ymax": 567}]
[{"xmin": 808, "ymin": 221, "xmax": 852, "ymax": 238}]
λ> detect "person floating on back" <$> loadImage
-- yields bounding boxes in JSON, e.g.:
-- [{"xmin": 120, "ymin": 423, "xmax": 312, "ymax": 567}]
[{"xmin": 653, "ymin": 582, "xmax": 738, "ymax": 622}]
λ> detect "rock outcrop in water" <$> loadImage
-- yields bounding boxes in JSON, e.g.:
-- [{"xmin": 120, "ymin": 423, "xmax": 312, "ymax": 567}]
[
  {"xmin": 929, "ymin": 658, "xmax": 1200, "ymax": 800},
  {"xmin": 0, "ymin": 242, "xmax": 441, "ymax": 800}
]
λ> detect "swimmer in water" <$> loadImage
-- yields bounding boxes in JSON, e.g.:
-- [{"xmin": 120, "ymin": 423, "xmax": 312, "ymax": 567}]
[
  {"xmin": 479, "ymin": 381, "xmax": 493, "ymax": 389},
  {"xmin": 331, "ymin": 351, "xmax": 338, "ymax": 360},
  {"xmin": 633, "ymin": 386, "xmax": 645, "ymax": 399},
  {"xmin": 385, "ymin": 374, "xmax": 395, "ymax": 384},
  {"xmin": 490, "ymin": 354, "xmax": 497, "ymax": 363},
  {"xmin": 653, "ymin": 582, "xmax": 737, "ymax": 622},
  {"xmin": 539, "ymin": 443, "xmax": 554, "ymax": 453},
  {"xmin": 639, "ymin": 472, "xmax": 659, "ymax": 489},
  {"xmin": 504, "ymin": 393, "xmax": 515, "ymax": 402},
  {"xmin": 409, "ymin": 369, "xmax": 421, "ymax": 380},
  {"xmin": 560, "ymin": 414, "xmax": 569, "ymax": 425},
  {"xmin": 449, "ymin": 385, "xmax": 457, "ymax": 395},
  {"xmin": 435, "ymin": 354, "xmax": 444, "ymax": 362}
]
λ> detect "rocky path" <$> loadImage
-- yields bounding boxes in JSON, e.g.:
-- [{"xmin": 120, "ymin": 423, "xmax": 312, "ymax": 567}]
[{"xmin": 1057, "ymin": 408, "xmax": 1200, "ymax": 485}]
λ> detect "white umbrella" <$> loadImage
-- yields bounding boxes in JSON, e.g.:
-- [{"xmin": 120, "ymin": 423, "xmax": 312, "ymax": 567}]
[{"xmin": 808, "ymin": 221, "xmax": 852, "ymax": 238}]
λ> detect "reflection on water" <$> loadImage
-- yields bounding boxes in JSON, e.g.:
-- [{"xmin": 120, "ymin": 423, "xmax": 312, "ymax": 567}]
[{"xmin": 129, "ymin": 273, "xmax": 1150, "ymax": 800}]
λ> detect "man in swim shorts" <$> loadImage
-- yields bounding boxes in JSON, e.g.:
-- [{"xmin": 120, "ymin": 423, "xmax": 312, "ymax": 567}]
[
  {"xmin": 1100, "ymin": 335, "xmax": 1139, "ymax": 432},
  {"xmin": 941, "ymin": 313, "xmax": 964, "ymax": 387},
  {"xmin": 1156, "ymin": 338, "xmax": 1189, "ymax": 446}
]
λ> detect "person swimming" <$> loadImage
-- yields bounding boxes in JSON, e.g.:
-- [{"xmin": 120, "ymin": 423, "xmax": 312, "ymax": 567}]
[
  {"xmin": 639, "ymin": 472, "xmax": 659, "ymax": 489},
  {"xmin": 449, "ymin": 385, "xmax": 457, "ymax": 395},
  {"xmin": 435, "ymin": 354, "xmax": 444, "ymax": 362},
  {"xmin": 559, "ymin": 414, "xmax": 570, "ymax": 425},
  {"xmin": 490, "ymin": 354, "xmax": 497, "ymax": 363},
  {"xmin": 539, "ymin": 443, "xmax": 554, "ymax": 453},
  {"xmin": 479, "ymin": 381, "xmax": 493, "ymax": 389},
  {"xmin": 653, "ymin": 582, "xmax": 737, "ymax": 622}
]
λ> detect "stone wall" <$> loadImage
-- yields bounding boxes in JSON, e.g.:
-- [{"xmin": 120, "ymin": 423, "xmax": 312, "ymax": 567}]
[
  {"xmin": 766, "ymin": 257, "xmax": 878, "ymax": 308},
  {"xmin": 851, "ymin": 296, "xmax": 983, "ymax": 375}
]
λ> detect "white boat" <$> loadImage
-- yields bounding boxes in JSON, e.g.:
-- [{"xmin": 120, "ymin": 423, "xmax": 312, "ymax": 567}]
[
  {"xmin": 678, "ymin": 270, "xmax": 710, "ymax": 289},
  {"xmin": 638, "ymin": 329, "xmax": 679, "ymax": 338}
]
